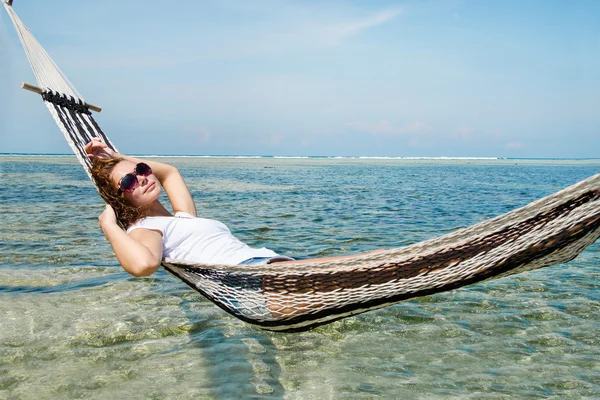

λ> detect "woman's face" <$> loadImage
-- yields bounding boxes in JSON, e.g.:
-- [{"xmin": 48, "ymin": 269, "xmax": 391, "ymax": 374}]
[{"xmin": 111, "ymin": 160, "xmax": 161, "ymax": 207}]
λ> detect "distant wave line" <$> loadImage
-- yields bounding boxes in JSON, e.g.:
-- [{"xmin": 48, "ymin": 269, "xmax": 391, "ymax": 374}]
[
  {"xmin": 2, "ymin": 153, "xmax": 600, "ymax": 161},
  {"xmin": 0, "ymin": 153, "xmax": 503, "ymax": 160}
]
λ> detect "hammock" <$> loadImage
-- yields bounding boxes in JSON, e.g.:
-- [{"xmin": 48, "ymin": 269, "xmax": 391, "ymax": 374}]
[{"xmin": 5, "ymin": 1, "xmax": 600, "ymax": 332}]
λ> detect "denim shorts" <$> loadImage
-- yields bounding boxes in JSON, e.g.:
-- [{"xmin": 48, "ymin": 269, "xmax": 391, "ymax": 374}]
[{"xmin": 238, "ymin": 255, "xmax": 295, "ymax": 266}]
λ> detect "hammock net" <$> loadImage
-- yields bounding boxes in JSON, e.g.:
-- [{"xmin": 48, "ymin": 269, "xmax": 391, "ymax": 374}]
[{"xmin": 5, "ymin": 1, "xmax": 600, "ymax": 332}]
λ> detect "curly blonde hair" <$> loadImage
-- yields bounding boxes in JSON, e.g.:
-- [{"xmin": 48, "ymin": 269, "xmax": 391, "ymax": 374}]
[{"xmin": 90, "ymin": 157, "xmax": 148, "ymax": 228}]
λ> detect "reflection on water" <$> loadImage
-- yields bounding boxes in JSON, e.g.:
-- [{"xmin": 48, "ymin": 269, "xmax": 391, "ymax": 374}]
[{"xmin": 1, "ymin": 156, "xmax": 599, "ymax": 398}]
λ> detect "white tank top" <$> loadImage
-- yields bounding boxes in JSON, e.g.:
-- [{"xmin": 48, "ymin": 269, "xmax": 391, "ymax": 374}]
[{"xmin": 126, "ymin": 212, "xmax": 277, "ymax": 265}]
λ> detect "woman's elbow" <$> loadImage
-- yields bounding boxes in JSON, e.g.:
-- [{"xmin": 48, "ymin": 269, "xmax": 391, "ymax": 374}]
[
  {"xmin": 125, "ymin": 260, "xmax": 160, "ymax": 277},
  {"xmin": 165, "ymin": 165, "xmax": 180, "ymax": 177}
]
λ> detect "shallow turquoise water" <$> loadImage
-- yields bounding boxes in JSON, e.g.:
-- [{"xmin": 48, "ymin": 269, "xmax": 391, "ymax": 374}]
[{"xmin": 1, "ymin": 156, "xmax": 599, "ymax": 399}]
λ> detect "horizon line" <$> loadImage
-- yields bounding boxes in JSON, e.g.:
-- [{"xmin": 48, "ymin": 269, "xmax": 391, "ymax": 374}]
[{"xmin": 2, "ymin": 153, "xmax": 600, "ymax": 161}]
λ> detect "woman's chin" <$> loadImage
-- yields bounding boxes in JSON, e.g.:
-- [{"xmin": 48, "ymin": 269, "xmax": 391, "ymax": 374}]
[
  {"xmin": 146, "ymin": 185, "xmax": 161, "ymax": 202},
  {"xmin": 131, "ymin": 193, "xmax": 159, "ymax": 208}
]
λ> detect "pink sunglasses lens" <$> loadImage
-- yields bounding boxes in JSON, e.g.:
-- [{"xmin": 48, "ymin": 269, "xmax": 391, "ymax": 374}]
[
  {"xmin": 119, "ymin": 173, "xmax": 138, "ymax": 192},
  {"xmin": 135, "ymin": 163, "xmax": 152, "ymax": 176}
]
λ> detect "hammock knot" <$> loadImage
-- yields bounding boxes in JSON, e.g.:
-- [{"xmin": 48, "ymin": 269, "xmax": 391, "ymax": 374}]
[{"xmin": 41, "ymin": 89, "xmax": 91, "ymax": 115}]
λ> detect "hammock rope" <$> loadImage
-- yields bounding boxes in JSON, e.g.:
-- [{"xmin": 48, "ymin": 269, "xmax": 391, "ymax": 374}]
[{"xmin": 5, "ymin": 1, "xmax": 600, "ymax": 332}]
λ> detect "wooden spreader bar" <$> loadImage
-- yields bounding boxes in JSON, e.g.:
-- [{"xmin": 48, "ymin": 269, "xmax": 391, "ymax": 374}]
[{"xmin": 21, "ymin": 81, "xmax": 102, "ymax": 113}]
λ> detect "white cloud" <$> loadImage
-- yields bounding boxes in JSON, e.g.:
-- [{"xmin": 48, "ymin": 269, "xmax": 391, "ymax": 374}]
[
  {"xmin": 258, "ymin": 131, "xmax": 285, "ymax": 147},
  {"xmin": 348, "ymin": 120, "xmax": 396, "ymax": 135},
  {"xmin": 452, "ymin": 125, "xmax": 476, "ymax": 140},
  {"xmin": 406, "ymin": 120, "xmax": 432, "ymax": 133},
  {"xmin": 320, "ymin": 9, "xmax": 402, "ymax": 46},
  {"xmin": 505, "ymin": 142, "xmax": 524, "ymax": 150},
  {"xmin": 181, "ymin": 126, "xmax": 212, "ymax": 144},
  {"xmin": 237, "ymin": 6, "xmax": 402, "ymax": 58},
  {"xmin": 347, "ymin": 119, "xmax": 432, "ymax": 136}
]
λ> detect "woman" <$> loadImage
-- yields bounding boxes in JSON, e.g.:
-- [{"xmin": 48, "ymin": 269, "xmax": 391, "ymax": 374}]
[{"xmin": 86, "ymin": 138, "xmax": 382, "ymax": 277}]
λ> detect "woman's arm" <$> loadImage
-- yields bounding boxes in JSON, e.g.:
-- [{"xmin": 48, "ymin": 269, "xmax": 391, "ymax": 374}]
[
  {"xmin": 85, "ymin": 138, "xmax": 196, "ymax": 216},
  {"xmin": 99, "ymin": 205, "xmax": 163, "ymax": 276}
]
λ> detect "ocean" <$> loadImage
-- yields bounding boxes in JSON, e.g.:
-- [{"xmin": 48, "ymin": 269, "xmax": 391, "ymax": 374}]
[{"xmin": 1, "ymin": 155, "xmax": 599, "ymax": 399}]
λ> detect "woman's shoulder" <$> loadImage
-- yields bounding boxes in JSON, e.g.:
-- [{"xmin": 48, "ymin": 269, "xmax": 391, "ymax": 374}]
[
  {"xmin": 126, "ymin": 212, "xmax": 195, "ymax": 234},
  {"xmin": 127, "ymin": 215, "xmax": 176, "ymax": 234},
  {"xmin": 174, "ymin": 211, "xmax": 195, "ymax": 219}
]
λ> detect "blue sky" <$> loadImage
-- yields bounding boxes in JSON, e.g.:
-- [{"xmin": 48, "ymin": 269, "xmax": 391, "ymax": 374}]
[{"xmin": 1, "ymin": 0, "xmax": 598, "ymax": 157}]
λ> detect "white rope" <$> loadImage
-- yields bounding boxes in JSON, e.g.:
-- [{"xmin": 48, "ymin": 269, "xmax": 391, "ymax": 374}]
[{"xmin": 3, "ymin": 3, "xmax": 83, "ymax": 100}]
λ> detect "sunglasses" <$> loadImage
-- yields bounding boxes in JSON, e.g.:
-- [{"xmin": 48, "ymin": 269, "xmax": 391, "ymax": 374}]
[{"xmin": 118, "ymin": 163, "xmax": 152, "ymax": 193}]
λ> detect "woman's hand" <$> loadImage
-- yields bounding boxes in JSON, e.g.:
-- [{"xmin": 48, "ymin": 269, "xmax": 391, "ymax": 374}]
[
  {"xmin": 85, "ymin": 137, "xmax": 118, "ymax": 159},
  {"xmin": 98, "ymin": 204, "xmax": 118, "ymax": 229}
]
